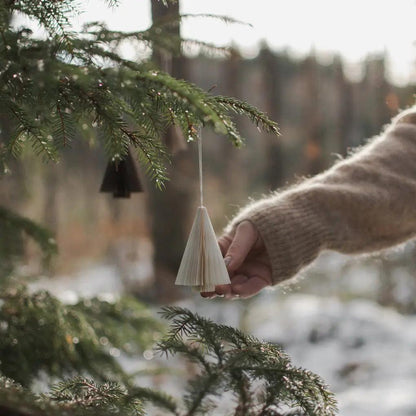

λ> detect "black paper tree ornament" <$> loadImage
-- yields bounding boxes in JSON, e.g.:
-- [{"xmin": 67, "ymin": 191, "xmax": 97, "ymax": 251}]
[{"xmin": 100, "ymin": 149, "xmax": 143, "ymax": 198}]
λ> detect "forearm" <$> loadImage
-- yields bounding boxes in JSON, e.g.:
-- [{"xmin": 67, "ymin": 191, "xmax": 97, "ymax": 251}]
[{"xmin": 228, "ymin": 108, "xmax": 416, "ymax": 284}]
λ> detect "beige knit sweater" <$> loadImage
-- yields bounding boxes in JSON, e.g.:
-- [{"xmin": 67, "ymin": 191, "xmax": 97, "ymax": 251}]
[{"xmin": 227, "ymin": 107, "xmax": 416, "ymax": 285}]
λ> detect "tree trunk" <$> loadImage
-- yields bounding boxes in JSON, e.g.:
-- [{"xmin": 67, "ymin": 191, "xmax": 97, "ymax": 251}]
[
  {"xmin": 258, "ymin": 46, "xmax": 285, "ymax": 190},
  {"xmin": 148, "ymin": 0, "xmax": 194, "ymax": 303},
  {"xmin": 300, "ymin": 55, "xmax": 325, "ymax": 176}
]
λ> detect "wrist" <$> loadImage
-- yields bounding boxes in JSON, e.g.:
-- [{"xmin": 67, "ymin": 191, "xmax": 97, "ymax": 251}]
[{"xmin": 227, "ymin": 190, "xmax": 331, "ymax": 285}]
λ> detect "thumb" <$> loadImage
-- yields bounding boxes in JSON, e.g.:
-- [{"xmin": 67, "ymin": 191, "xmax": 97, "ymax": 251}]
[{"xmin": 225, "ymin": 221, "xmax": 258, "ymax": 272}]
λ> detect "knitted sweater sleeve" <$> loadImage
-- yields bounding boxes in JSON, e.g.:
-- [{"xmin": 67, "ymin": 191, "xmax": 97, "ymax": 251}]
[{"xmin": 226, "ymin": 108, "xmax": 416, "ymax": 285}]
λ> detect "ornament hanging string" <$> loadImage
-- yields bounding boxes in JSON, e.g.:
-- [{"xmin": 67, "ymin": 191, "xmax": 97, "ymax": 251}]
[{"xmin": 198, "ymin": 128, "xmax": 204, "ymax": 207}]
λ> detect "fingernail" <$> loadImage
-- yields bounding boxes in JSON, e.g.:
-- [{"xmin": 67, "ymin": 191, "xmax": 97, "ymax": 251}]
[{"xmin": 224, "ymin": 256, "xmax": 232, "ymax": 267}]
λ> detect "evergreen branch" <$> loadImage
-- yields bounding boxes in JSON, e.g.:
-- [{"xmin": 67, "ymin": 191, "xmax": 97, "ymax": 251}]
[
  {"xmin": 0, "ymin": 305, "xmax": 337, "ymax": 416},
  {"xmin": 134, "ymin": 70, "xmax": 246, "ymax": 146},
  {"xmin": 0, "ymin": 288, "xmax": 162, "ymax": 386},
  {"xmin": 73, "ymin": 296, "xmax": 164, "ymax": 356},
  {"xmin": 104, "ymin": 0, "xmax": 120, "ymax": 7},
  {"xmin": 49, "ymin": 377, "xmax": 126, "ymax": 403},
  {"xmin": 213, "ymin": 96, "xmax": 280, "ymax": 135},
  {"xmin": 236, "ymin": 365, "xmax": 338, "ymax": 416},
  {"xmin": 6, "ymin": 104, "xmax": 56, "ymax": 161},
  {"xmin": 55, "ymin": 101, "xmax": 71, "ymax": 147},
  {"xmin": 0, "ymin": 0, "xmax": 280, "ymax": 185},
  {"xmin": 81, "ymin": 23, "xmax": 181, "ymax": 54},
  {"xmin": 159, "ymin": 306, "xmax": 196, "ymax": 338},
  {"xmin": 0, "ymin": 206, "xmax": 57, "ymax": 260},
  {"xmin": 232, "ymin": 371, "xmax": 252, "ymax": 416},
  {"xmin": 82, "ymin": 25, "xmax": 229, "ymax": 57},
  {"xmin": 130, "ymin": 386, "xmax": 179, "ymax": 415},
  {"xmin": 184, "ymin": 372, "xmax": 221, "ymax": 416},
  {"xmin": 122, "ymin": 127, "xmax": 169, "ymax": 189},
  {"xmin": 150, "ymin": 12, "xmax": 251, "ymax": 31},
  {"xmin": 0, "ymin": 375, "xmax": 145, "ymax": 416},
  {"xmin": 135, "ymin": 71, "xmax": 227, "ymax": 134},
  {"xmin": 158, "ymin": 0, "xmax": 178, "ymax": 6},
  {"xmin": 10, "ymin": 0, "xmax": 76, "ymax": 41},
  {"xmin": 157, "ymin": 337, "xmax": 212, "ymax": 373},
  {"xmin": 159, "ymin": 307, "xmax": 338, "ymax": 416},
  {"xmin": 0, "ymin": 206, "xmax": 57, "ymax": 278},
  {"xmin": 180, "ymin": 13, "xmax": 252, "ymax": 27},
  {"xmin": 182, "ymin": 38, "xmax": 230, "ymax": 57}
]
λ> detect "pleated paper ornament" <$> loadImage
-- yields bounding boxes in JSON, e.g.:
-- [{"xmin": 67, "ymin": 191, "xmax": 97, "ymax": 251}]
[{"xmin": 175, "ymin": 133, "xmax": 230, "ymax": 292}]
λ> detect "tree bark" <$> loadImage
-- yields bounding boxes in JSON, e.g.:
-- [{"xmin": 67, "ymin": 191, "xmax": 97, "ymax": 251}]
[
  {"xmin": 148, "ymin": 0, "xmax": 194, "ymax": 303},
  {"xmin": 258, "ymin": 46, "xmax": 285, "ymax": 190}
]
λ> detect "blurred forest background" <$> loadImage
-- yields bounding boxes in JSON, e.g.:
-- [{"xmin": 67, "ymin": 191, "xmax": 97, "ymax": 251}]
[
  {"xmin": 1, "ymin": 45, "xmax": 415, "ymax": 306},
  {"xmin": 1, "ymin": 46, "xmax": 415, "ymax": 308},
  {"xmin": 1, "ymin": 1, "xmax": 416, "ymax": 413}
]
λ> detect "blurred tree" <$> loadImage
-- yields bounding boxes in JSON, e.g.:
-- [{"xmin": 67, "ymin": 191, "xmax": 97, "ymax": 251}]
[
  {"xmin": 360, "ymin": 56, "xmax": 392, "ymax": 139},
  {"xmin": 148, "ymin": 0, "xmax": 194, "ymax": 303},
  {"xmin": 300, "ymin": 55, "xmax": 326, "ymax": 176},
  {"xmin": 258, "ymin": 44, "xmax": 284, "ymax": 189},
  {"xmin": 3, "ymin": 2, "xmax": 346, "ymax": 415},
  {"xmin": 332, "ymin": 55, "xmax": 353, "ymax": 156}
]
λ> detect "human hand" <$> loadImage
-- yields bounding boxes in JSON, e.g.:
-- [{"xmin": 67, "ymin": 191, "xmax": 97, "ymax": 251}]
[{"xmin": 201, "ymin": 221, "xmax": 272, "ymax": 299}]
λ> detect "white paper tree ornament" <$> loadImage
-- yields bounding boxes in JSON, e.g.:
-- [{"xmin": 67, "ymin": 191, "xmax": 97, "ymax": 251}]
[
  {"xmin": 175, "ymin": 131, "xmax": 230, "ymax": 292},
  {"xmin": 175, "ymin": 206, "xmax": 230, "ymax": 292}
]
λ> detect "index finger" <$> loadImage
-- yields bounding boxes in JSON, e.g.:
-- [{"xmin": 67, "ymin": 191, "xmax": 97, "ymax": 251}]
[
  {"xmin": 225, "ymin": 221, "xmax": 258, "ymax": 272},
  {"xmin": 231, "ymin": 276, "xmax": 269, "ymax": 299},
  {"xmin": 218, "ymin": 234, "xmax": 233, "ymax": 257}
]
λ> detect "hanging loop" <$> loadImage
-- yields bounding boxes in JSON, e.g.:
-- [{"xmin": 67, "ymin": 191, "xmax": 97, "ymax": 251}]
[{"xmin": 198, "ymin": 128, "xmax": 204, "ymax": 207}]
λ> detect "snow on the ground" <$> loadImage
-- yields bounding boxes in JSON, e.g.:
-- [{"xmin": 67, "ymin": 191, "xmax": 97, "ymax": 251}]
[
  {"xmin": 32, "ymin": 264, "xmax": 416, "ymax": 416},
  {"xmin": 190, "ymin": 293, "xmax": 416, "ymax": 416},
  {"xmin": 30, "ymin": 264, "xmax": 124, "ymax": 303}
]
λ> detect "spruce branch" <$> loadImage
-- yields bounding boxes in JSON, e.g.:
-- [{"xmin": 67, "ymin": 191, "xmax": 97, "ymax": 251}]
[
  {"xmin": 151, "ymin": 12, "xmax": 251, "ymax": 32},
  {"xmin": 104, "ymin": 0, "xmax": 120, "ymax": 7},
  {"xmin": 130, "ymin": 386, "xmax": 179, "ymax": 415},
  {"xmin": 214, "ymin": 96, "xmax": 280, "ymax": 136},
  {"xmin": 0, "ymin": 0, "xmax": 280, "ymax": 186},
  {"xmin": 135, "ymin": 71, "xmax": 245, "ymax": 146},
  {"xmin": 0, "ymin": 206, "xmax": 57, "ymax": 278},
  {"xmin": 181, "ymin": 39, "xmax": 229, "ymax": 57},
  {"xmin": 54, "ymin": 100, "xmax": 77, "ymax": 148},
  {"xmin": 7, "ymin": 103, "xmax": 58, "ymax": 161},
  {"xmin": 0, "ymin": 288, "xmax": 163, "ymax": 386},
  {"xmin": 0, "ymin": 306, "xmax": 337, "ymax": 416},
  {"xmin": 180, "ymin": 13, "xmax": 253, "ymax": 27},
  {"xmin": 158, "ymin": 307, "xmax": 338, "ymax": 416},
  {"xmin": 160, "ymin": 0, "xmax": 178, "ymax": 6},
  {"xmin": 6, "ymin": 0, "xmax": 74, "ymax": 34},
  {"xmin": 0, "ymin": 375, "xmax": 145, "ymax": 416},
  {"xmin": 183, "ymin": 372, "xmax": 220, "ymax": 416}
]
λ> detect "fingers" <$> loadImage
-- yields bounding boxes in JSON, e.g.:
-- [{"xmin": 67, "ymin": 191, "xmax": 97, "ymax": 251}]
[
  {"xmin": 218, "ymin": 234, "xmax": 233, "ymax": 257},
  {"xmin": 200, "ymin": 291, "xmax": 216, "ymax": 298},
  {"xmin": 200, "ymin": 276, "xmax": 248, "ymax": 299},
  {"xmin": 201, "ymin": 275, "xmax": 268, "ymax": 300},
  {"xmin": 200, "ymin": 284, "xmax": 232, "ymax": 299},
  {"xmin": 201, "ymin": 221, "xmax": 264, "ymax": 300},
  {"xmin": 224, "ymin": 221, "xmax": 258, "ymax": 273},
  {"xmin": 231, "ymin": 275, "xmax": 269, "ymax": 299},
  {"xmin": 215, "ymin": 284, "xmax": 232, "ymax": 297}
]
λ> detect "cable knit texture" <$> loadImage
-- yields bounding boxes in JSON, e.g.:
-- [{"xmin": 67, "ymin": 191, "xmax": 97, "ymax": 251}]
[{"xmin": 226, "ymin": 106, "xmax": 416, "ymax": 285}]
